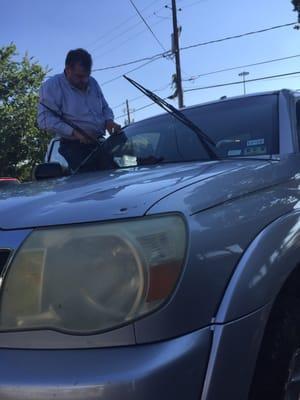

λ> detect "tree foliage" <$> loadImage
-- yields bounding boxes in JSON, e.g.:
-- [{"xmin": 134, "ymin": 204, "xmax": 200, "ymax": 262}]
[{"xmin": 0, "ymin": 44, "xmax": 50, "ymax": 179}]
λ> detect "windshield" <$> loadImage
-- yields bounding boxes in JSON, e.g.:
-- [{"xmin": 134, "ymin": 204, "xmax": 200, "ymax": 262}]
[{"xmin": 49, "ymin": 94, "xmax": 279, "ymax": 170}]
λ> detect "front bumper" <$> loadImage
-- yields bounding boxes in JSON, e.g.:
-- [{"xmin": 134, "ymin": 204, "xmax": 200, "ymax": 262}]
[{"xmin": 0, "ymin": 327, "xmax": 211, "ymax": 400}]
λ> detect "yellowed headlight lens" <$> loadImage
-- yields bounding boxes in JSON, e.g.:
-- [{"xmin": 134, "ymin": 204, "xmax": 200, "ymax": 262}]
[{"xmin": 0, "ymin": 215, "xmax": 186, "ymax": 333}]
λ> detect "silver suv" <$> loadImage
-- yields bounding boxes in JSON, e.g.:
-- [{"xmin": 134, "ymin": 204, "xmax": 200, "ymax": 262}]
[{"xmin": 0, "ymin": 89, "xmax": 299, "ymax": 400}]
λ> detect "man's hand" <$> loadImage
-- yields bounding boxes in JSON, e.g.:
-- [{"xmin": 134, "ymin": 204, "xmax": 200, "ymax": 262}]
[
  {"xmin": 72, "ymin": 130, "xmax": 96, "ymax": 144},
  {"xmin": 106, "ymin": 120, "xmax": 121, "ymax": 135}
]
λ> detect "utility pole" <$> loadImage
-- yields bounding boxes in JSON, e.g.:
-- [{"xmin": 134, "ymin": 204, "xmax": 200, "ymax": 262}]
[
  {"xmin": 238, "ymin": 71, "xmax": 250, "ymax": 95},
  {"xmin": 126, "ymin": 99, "xmax": 131, "ymax": 124},
  {"xmin": 171, "ymin": 0, "xmax": 184, "ymax": 108},
  {"xmin": 123, "ymin": 100, "xmax": 134, "ymax": 125}
]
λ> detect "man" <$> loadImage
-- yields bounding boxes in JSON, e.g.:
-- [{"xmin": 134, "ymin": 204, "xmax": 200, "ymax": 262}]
[{"xmin": 38, "ymin": 48, "xmax": 121, "ymax": 172}]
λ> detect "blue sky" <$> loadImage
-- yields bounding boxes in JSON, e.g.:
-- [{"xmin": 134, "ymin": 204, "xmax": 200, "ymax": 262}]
[{"xmin": 1, "ymin": 0, "xmax": 299, "ymax": 124}]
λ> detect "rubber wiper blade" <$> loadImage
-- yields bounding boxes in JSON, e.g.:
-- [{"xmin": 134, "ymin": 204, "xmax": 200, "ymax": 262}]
[
  {"xmin": 123, "ymin": 75, "xmax": 219, "ymax": 160},
  {"xmin": 221, "ymin": 156, "xmax": 280, "ymax": 162}
]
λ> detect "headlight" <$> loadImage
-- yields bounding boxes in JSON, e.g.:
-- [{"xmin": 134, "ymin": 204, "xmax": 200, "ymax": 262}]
[{"xmin": 0, "ymin": 215, "xmax": 186, "ymax": 333}]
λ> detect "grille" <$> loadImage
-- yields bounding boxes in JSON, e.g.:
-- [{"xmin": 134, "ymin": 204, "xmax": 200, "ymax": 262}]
[{"xmin": 0, "ymin": 250, "xmax": 11, "ymax": 275}]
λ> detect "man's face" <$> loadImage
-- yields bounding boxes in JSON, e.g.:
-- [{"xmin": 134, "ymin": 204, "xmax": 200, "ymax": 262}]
[{"xmin": 65, "ymin": 63, "xmax": 90, "ymax": 90}]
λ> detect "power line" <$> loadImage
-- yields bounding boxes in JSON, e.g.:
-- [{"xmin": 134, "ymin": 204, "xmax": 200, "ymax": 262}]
[
  {"xmin": 179, "ymin": 0, "xmax": 207, "ymax": 10},
  {"xmin": 101, "ymin": 57, "xmax": 162, "ymax": 86},
  {"xmin": 93, "ymin": 21, "xmax": 297, "ymax": 86},
  {"xmin": 112, "ymin": 54, "xmax": 300, "ymax": 109},
  {"xmin": 184, "ymin": 54, "xmax": 300, "ymax": 81},
  {"xmin": 116, "ymin": 70, "xmax": 300, "ymax": 121},
  {"xmin": 98, "ymin": 21, "xmax": 296, "ymax": 71},
  {"xmin": 91, "ymin": 4, "xmax": 167, "ymax": 55},
  {"xmin": 96, "ymin": 51, "xmax": 300, "ymax": 89},
  {"xmin": 93, "ymin": 18, "xmax": 167, "ymax": 61},
  {"xmin": 153, "ymin": 10, "xmax": 171, "ymax": 20},
  {"xmin": 92, "ymin": 20, "xmax": 148, "ymax": 53},
  {"xmin": 112, "ymin": 55, "xmax": 300, "ymax": 110},
  {"xmin": 87, "ymin": 0, "xmax": 164, "ymax": 50},
  {"xmin": 92, "ymin": 8, "xmax": 184, "ymax": 78},
  {"xmin": 91, "ymin": 22, "xmax": 296, "ymax": 74},
  {"xmin": 129, "ymin": 0, "xmax": 167, "ymax": 52},
  {"xmin": 90, "ymin": 21, "xmax": 299, "ymax": 92},
  {"xmin": 264, "ymin": 75, "xmax": 300, "ymax": 83},
  {"xmin": 115, "ymin": 99, "xmax": 164, "ymax": 120},
  {"xmin": 92, "ymin": 50, "xmax": 171, "ymax": 72},
  {"xmin": 49, "ymin": 0, "xmax": 165, "ymax": 73},
  {"xmin": 181, "ymin": 22, "xmax": 296, "ymax": 52},
  {"xmin": 184, "ymin": 71, "xmax": 300, "ymax": 92},
  {"xmin": 112, "ymin": 83, "xmax": 171, "ymax": 109}
]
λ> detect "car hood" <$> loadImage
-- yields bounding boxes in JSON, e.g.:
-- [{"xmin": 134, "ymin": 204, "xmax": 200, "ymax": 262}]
[{"xmin": 0, "ymin": 160, "xmax": 277, "ymax": 230}]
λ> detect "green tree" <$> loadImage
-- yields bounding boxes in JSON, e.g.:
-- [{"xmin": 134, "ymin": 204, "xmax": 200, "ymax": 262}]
[{"xmin": 0, "ymin": 44, "xmax": 50, "ymax": 180}]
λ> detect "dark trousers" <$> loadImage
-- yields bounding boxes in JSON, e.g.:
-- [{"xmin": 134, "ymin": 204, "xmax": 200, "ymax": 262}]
[{"xmin": 59, "ymin": 139, "xmax": 115, "ymax": 173}]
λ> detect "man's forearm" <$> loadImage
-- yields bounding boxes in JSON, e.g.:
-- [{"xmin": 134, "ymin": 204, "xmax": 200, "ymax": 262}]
[{"xmin": 37, "ymin": 110, "xmax": 73, "ymax": 137}]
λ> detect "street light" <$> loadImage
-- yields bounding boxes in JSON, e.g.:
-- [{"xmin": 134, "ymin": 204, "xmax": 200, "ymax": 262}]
[{"xmin": 238, "ymin": 71, "xmax": 250, "ymax": 95}]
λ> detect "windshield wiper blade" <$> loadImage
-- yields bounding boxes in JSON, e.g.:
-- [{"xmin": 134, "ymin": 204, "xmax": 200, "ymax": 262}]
[
  {"xmin": 221, "ymin": 156, "xmax": 280, "ymax": 162},
  {"xmin": 123, "ymin": 75, "xmax": 219, "ymax": 160}
]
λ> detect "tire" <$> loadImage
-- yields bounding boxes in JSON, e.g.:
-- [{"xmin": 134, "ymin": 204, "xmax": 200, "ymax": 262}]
[{"xmin": 249, "ymin": 294, "xmax": 300, "ymax": 400}]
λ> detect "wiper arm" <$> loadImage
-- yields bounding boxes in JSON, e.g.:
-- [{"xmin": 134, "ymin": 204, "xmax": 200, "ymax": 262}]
[
  {"xmin": 40, "ymin": 101, "xmax": 98, "ymax": 142},
  {"xmin": 123, "ymin": 75, "xmax": 219, "ymax": 160}
]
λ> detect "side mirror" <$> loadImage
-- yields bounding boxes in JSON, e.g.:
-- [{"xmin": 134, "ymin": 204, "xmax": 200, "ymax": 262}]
[{"xmin": 33, "ymin": 163, "xmax": 65, "ymax": 180}]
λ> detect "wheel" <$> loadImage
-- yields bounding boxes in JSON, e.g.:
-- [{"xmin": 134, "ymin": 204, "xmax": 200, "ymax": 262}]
[{"xmin": 249, "ymin": 294, "xmax": 300, "ymax": 400}]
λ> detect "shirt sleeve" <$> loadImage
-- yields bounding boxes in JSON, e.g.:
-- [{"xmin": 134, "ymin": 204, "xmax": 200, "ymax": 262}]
[
  {"xmin": 95, "ymin": 81, "xmax": 114, "ymax": 121},
  {"xmin": 37, "ymin": 77, "xmax": 73, "ymax": 137}
]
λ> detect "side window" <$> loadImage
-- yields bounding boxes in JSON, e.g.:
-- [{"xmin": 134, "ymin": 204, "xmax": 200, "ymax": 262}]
[
  {"xmin": 128, "ymin": 132, "xmax": 161, "ymax": 158},
  {"xmin": 123, "ymin": 115, "xmax": 178, "ymax": 162}
]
